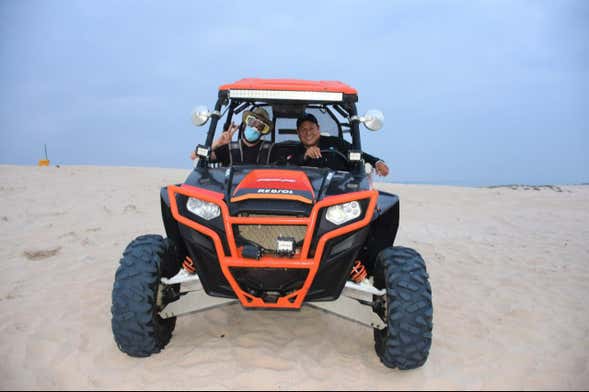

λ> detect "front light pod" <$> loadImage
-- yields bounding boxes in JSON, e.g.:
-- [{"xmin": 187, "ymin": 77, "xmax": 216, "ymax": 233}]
[
  {"xmin": 186, "ymin": 197, "xmax": 221, "ymax": 220},
  {"xmin": 325, "ymin": 201, "xmax": 361, "ymax": 225}
]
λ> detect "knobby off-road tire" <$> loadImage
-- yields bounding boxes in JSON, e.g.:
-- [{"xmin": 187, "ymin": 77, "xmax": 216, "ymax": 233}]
[
  {"xmin": 373, "ymin": 246, "xmax": 433, "ymax": 370},
  {"xmin": 111, "ymin": 234, "xmax": 179, "ymax": 357}
]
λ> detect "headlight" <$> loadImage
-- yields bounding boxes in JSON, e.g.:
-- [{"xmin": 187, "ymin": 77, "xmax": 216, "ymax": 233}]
[
  {"xmin": 186, "ymin": 197, "xmax": 220, "ymax": 220},
  {"xmin": 325, "ymin": 201, "xmax": 361, "ymax": 225}
]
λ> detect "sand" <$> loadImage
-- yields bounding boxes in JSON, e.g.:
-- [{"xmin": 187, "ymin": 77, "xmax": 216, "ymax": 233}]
[{"xmin": 0, "ymin": 164, "xmax": 588, "ymax": 390}]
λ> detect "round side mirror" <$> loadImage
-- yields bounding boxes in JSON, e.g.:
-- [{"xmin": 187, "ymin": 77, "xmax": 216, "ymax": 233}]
[
  {"xmin": 191, "ymin": 105, "xmax": 211, "ymax": 127},
  {"xmin": 363, "ymin": 109, "xmax": 384, "ymax": 131}
]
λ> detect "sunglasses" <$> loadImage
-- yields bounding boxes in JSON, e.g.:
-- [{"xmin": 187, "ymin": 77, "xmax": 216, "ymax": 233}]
[{"xmin": 245, "ymin": 115, "xmax": 271, "ymax": 134}]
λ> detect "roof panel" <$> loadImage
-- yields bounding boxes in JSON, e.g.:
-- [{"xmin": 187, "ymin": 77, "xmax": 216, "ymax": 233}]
[{"xmin": 219, "ymin": 78, "xmax": 357, "ymax": 95}]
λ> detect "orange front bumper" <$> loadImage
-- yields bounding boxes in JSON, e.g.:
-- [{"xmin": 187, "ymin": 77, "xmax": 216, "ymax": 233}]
[{"xmin": 168, "ymin": 184, "xmax": 377, "ymax": 309}]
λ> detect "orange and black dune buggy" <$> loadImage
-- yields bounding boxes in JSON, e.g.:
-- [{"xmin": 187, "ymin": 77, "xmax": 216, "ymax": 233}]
[{"xmin": 111, "ymin": 79, "xmax": 433, "ymax": 370}]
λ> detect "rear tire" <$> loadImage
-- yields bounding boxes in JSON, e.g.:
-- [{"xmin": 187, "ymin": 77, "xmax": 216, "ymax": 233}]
[
  {"xmin": 111, "ymin": 235, "xmax": 178, "ymax": 357},
  {"xmin": 373, "ymin": 246, "xmax": 433, "ymax": 369}
]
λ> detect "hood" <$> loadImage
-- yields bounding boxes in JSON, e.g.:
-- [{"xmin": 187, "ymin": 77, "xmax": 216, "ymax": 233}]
[
  {"xmin": 182, "ymin": 166, "xmax": 371, "ymax": 216},
  {"xmin": 231, "ymin": 169, "xmax": 315, "ymax": 204}
]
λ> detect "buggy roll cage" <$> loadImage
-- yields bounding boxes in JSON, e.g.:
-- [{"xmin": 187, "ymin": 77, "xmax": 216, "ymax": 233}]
[{"xmin": 197, "ymin": 88, "xmax": 365, "ymax": 172}]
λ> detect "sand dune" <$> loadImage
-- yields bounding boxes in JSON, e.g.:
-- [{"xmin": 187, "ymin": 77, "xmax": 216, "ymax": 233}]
[{"xmin": 0, "ymin": 165, "xmax": 588, "ymax": 390}]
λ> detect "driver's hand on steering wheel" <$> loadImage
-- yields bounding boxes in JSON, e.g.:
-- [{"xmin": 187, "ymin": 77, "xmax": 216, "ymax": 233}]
[{"xmin": 304, "ymin": 146, "xmax": 322, "ymax": 160}]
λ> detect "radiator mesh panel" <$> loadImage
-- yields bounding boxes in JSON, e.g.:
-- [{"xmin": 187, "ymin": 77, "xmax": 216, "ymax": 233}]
[{"xmin": 236, "ymin": 224, "xmax": 307, "ymax": 251}]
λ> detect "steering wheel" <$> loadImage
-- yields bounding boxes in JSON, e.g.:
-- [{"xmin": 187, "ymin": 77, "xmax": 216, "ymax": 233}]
[{"xmin": 304, "ymin": 148, "xmax": 350, "ymax": 171}]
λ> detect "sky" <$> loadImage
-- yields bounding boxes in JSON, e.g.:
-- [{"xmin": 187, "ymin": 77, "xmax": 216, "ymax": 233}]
[{"xmin": 1, "ymin": 0, "xmax": 588, "ymax": 186}]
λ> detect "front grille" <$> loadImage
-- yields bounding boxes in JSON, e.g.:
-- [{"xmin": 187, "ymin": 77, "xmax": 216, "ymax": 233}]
[
  {"xmin": 230, "ymin": 267, "xmax": 308, "ymax": 295},
  {"xmin": 235, "ymin": 224, "xmax": 307, "ymax": 251}
]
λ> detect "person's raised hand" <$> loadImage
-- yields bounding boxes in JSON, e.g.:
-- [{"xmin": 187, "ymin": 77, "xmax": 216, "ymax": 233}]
[{"xmin": 213, "ymin": 122, "xmax": 239, "ymax": 149}]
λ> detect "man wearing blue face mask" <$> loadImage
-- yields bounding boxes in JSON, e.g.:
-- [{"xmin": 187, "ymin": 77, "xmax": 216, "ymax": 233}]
[{"xmin": 201, "ymin": 107, "xmax": 274, "ymax": 165}]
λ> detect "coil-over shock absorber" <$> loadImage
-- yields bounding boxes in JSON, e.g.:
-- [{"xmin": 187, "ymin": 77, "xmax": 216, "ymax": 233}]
[
  {"xmin": 182, "ymin": 256, "xmax": 196, "ymax": 273},
  {"xmin": 350, "ymin": 260, "xmax": 368, "ymax": 283}
]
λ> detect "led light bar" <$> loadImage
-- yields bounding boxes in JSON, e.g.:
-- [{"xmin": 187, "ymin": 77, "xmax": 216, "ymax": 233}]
[{"xmin": 229, "ymin": 89, "xmax": 343, "ymax": 102}]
